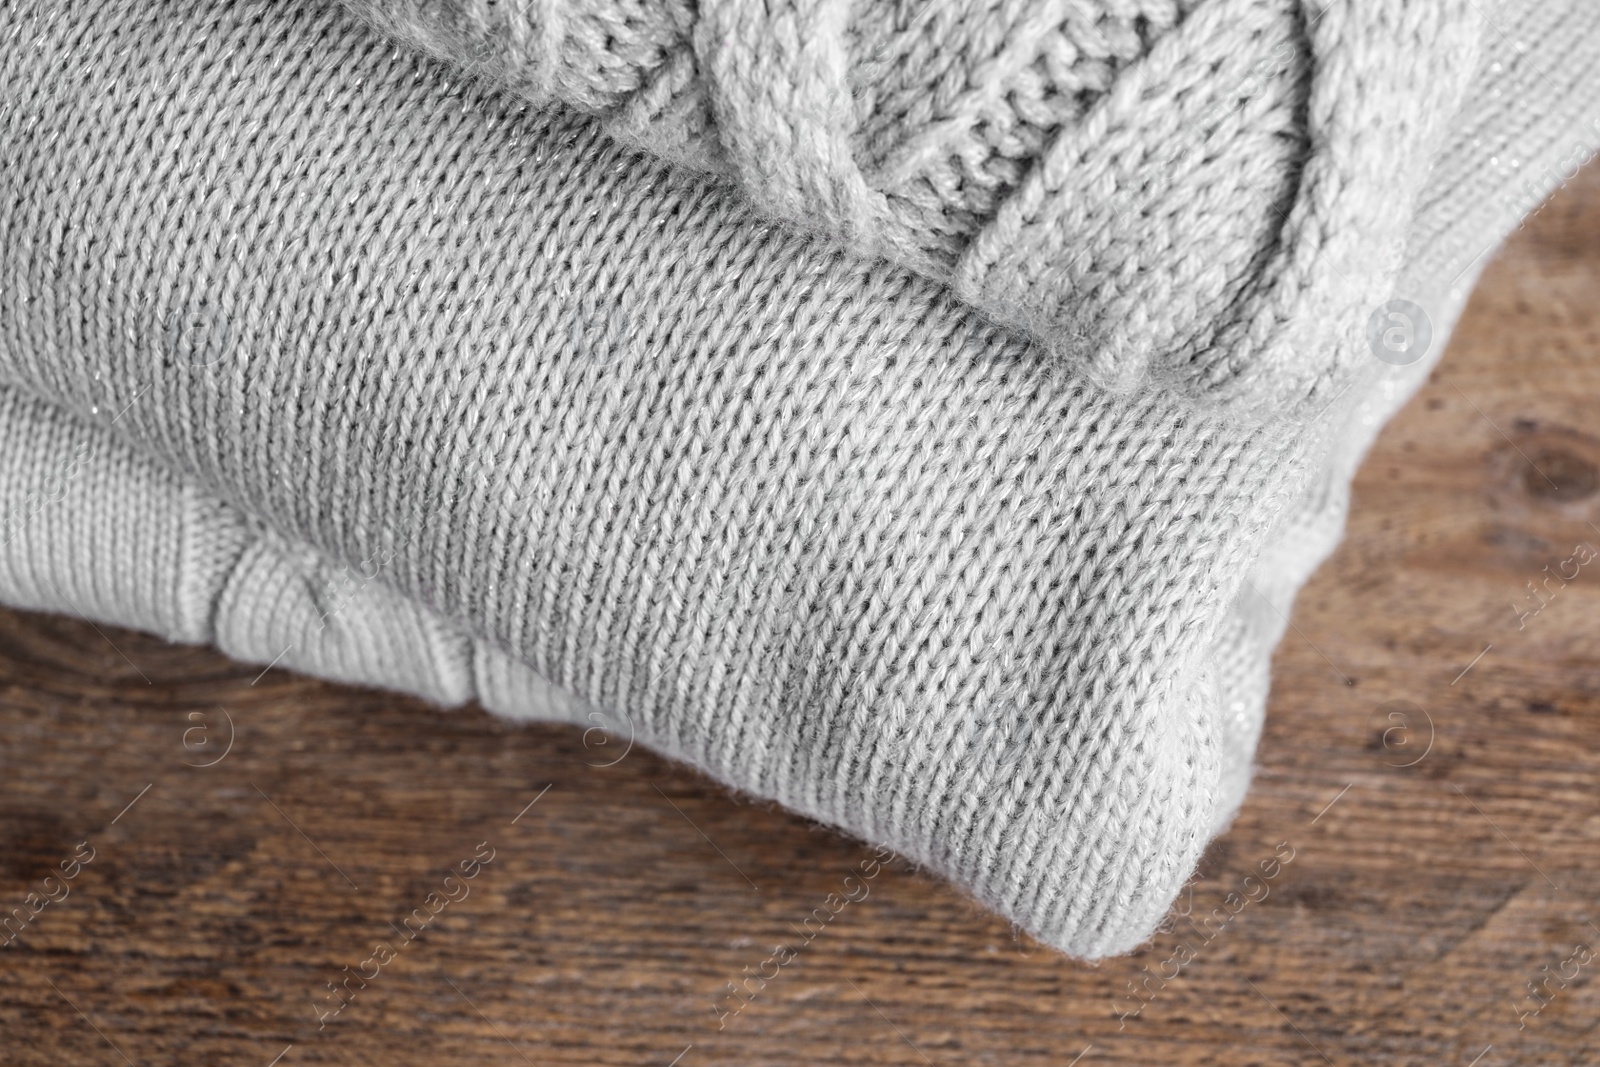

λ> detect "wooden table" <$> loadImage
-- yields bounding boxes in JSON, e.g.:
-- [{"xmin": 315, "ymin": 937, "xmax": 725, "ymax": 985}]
[{"xmin": 3, "ymin": 167, "xmax": 1599, "ymax": 1067}]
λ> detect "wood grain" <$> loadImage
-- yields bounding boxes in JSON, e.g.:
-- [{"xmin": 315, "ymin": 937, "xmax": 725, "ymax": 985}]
[{"xmin": 3, "ymin": 166, "xmax": 1600, "ymax": 1067}]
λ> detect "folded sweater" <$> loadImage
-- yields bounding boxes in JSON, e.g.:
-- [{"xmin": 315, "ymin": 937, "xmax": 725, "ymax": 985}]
[
  {"xmin": 339, "ymin": 0, "xmax": 1476, "ymax": 403},
  {"xmin": 0, "ymin": 0, "xmax": 1596, "ymax": 958}
]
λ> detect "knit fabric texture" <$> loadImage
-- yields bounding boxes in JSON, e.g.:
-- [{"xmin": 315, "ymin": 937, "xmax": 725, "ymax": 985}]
[
  {"xmin": 338, "ymin": 0, "xmax": 1480, "ymax": 403},
  {"xmin": 0, "ymin": 0, "xmax": 1596, "ymax": 958}
]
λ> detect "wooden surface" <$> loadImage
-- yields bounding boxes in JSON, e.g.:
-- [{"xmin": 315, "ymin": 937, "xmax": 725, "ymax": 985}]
[{"xmin": 3, "ymin": 169, "xmax": 1600, "ymax": 1067}]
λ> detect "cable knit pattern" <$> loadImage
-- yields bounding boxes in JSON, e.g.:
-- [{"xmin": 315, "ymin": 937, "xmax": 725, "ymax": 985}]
[
  {"xmin": 329, "ymin": 0, "xmax": 1301, "ymax": 383},
  {"xmin": 330, "ymin": 0, "xmax": 1490, "ymax": 408},
  {"xmin": 850, "ymin": 0, "xmax": 1200, "ymax": 254},
  {"xmin": 692, "ymin": 0, "xmax": 921, "ymax": 265}
]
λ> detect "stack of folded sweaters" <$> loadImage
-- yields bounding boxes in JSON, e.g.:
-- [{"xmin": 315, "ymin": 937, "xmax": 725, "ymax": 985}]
[{"xmin": 1, "ymin": 0, "xmax": 1596, "ymax": 957}]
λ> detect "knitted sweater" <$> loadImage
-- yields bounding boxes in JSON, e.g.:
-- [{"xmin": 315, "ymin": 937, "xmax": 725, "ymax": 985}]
[
  {"xmin": 338, "ymin": 0, "xmax": 1476, "ymax": 403},
  {"xmin": 0, "ymin": 0, "xmax": 1595, "ymax": 958}
]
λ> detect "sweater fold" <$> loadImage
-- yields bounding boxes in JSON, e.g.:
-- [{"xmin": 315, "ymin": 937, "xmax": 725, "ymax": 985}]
[{"xmin": 1, "ymin": 0, "xmax": 1596, "ymax": 958}]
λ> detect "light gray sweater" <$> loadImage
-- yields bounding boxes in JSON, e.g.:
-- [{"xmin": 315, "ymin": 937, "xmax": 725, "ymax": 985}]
[{"xmin": 0, "ymin": 0, "xmax": 1596, "ymax": 958}]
